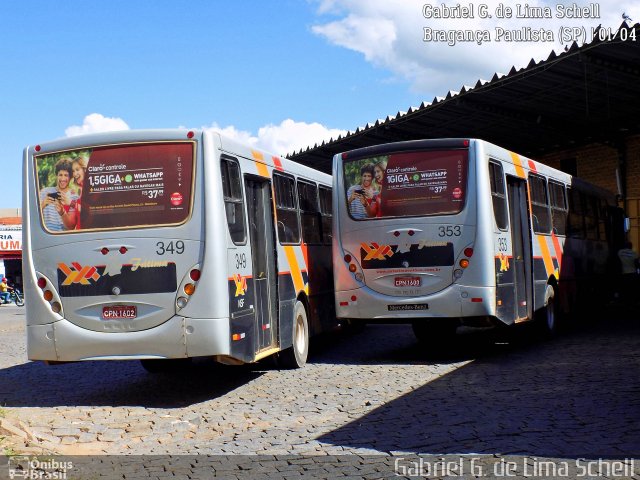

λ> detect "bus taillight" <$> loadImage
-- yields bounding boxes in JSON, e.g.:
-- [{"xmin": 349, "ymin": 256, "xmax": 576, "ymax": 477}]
[
  {"xmin": 464, "ymin": 248, "xmax": 474, "ymax": 257},
  {"xmin": 189, "ymin": 269, "xmax": 201, "ymax": 281},
  {"xmin": 343, "ymin": 254, "xmax": 352, "ymax": 263},
  {"xmin": 459, "ymin": 259, "xmax": 470, "ymax": 269},
  {"xmin": 184, "ymin": 283, "xmax": 196, "ymax": 295},
  {"xmin": 37, "ymin": 277, "xmax": 47, "ymax": 289}
]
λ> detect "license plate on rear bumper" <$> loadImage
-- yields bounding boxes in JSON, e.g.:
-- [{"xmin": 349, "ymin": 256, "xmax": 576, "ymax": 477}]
[
  {"xmin": 394, "ymin": 276, "xmax": 421, "ymax": 287},
  {"xmin": 102, "ymin": 305, "xmax": 137, "ymax": 320}
]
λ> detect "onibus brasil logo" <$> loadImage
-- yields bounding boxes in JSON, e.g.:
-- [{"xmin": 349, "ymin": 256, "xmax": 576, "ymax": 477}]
[{"xmin": 8, "ymin": 456, "xmax": 73, "ymax": 479}]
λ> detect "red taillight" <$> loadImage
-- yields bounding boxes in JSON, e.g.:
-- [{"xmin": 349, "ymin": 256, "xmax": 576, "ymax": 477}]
[
  {"xmin": 190, "ymin": 269, "xmax": 201, "ymax": 281},
  {"xmin": 344, "ymin": 254, "xmax": 352, "ymax": 263},
  {"xmin": 471, "ymin": 297, "xmax": 483, "ymax": 303},
  {"xmin": 351, "ymin": 295, "xmax": 357, "ymax": 302},
  {"xmin": 464, "ymin": 248, "xmax": 474, "ymax": 257},
  {"xmin": 37, "ymin": 278, "xmax": 47, "ymax": 289},
  {"xmin": 101, "ymin": 247, "xmax": 109, "ymax": 255},
  {"xmin": 187, "ymin": 131, "xmax": 194, "ymax": 139},
  {"xmin": 35, "ymin": 145, "xmax": 41, "ymax": 152},
  {"xmin": 408, "ymin": 230, "xmax": 415, "ymax": 236},
  {"xmin": 393, "ymin": 231, "xmax": 400, "ymax": 237},
  {"xmin": 119, "ymin": 246, "xmax": 128, "ymax": 254},
  {"xmin": 463, "ymin": 140, "xmax": 470, "ymax": 147}
]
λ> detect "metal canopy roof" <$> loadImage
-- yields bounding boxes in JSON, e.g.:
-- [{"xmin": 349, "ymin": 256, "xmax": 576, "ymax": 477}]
[{"xmin": 289, "ymin": 23, "xmax": 640, "ymax": 174}]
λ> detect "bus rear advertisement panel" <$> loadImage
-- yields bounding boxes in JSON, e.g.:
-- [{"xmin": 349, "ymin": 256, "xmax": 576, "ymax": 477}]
[{"xmin": 35, "ymin": 142, "xmax": 195, "ymax": 233}]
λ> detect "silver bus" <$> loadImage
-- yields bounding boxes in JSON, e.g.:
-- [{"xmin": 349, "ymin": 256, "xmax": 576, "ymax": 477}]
[
  {"xmin": 333, "ymin": 139, "xmax": 626, "ymax": 341},
  {"xmin": 24, "ymin": 129, "xmax": 335, "ymax": 369}
]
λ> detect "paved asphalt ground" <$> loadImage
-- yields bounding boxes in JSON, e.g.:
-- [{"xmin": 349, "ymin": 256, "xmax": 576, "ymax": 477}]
[{"xmin": 0, "ymin": 304, "xmax": 639, "ymax": 478}]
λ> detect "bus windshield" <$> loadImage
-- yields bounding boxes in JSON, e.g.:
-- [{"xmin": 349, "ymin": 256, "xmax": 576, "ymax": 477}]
[
  {"xmin": 343, "ymin": 149, "xmax": 468, "ymax": 219},
  {"xmin": 34, "ymin": 142, "xmax": 194, "ymax": 233}
]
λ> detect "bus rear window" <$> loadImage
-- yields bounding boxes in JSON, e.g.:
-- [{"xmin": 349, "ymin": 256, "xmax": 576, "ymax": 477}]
[
  {"xmin": 35, "ymin": 142, "xmax": 195, "ymax": 233},
  {"xmin": 343, "ymin": 150, "xmax": 468, "ymax": 219}
]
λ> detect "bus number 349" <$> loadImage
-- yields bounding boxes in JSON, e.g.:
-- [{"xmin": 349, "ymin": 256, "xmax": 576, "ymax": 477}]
[{"xmin": 156, "ymin": 240, "xmax": 185, "ymax": 255}]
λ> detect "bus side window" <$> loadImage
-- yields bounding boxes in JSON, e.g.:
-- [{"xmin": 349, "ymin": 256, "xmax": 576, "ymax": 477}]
[
  {"xmin": 548, "ymin": 180, "xmax": 568, "ymax": 236},
  {"xmin": 273, "ymin": 173, "xmax": 300, "ymax": 244},
  {"xmin": 567, "ymin": 187, "xmax": 585, "ymax": 239},
  {"xmin": 528, "ymin": 174, "xmax": 551, "ymax": 234},
  {"xmin": 584, "ymin": 194, "xmax": 599, "ymax": 240},
  {"xmin": 319, "ymin": 186, "xmax": 333, "ymax": 245},
  {"xmin": 297, "ymin": 180, "xmax": 322, "ymax": 245},
  {"xmin": 221, "ymin": 158, "xmax": 246, "ymax": 244},
  {"xmin": 488, "ymin": 161, "xmax": 508, "ymax": 230}
]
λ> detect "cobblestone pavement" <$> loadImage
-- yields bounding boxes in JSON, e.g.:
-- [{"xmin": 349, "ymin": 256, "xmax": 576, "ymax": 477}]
[{"xmin": 1, "ymin": 305, "xmax": 639, "ymax": 478}]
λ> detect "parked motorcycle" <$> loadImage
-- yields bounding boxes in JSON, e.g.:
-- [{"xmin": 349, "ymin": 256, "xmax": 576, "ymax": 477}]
[{"xmin": 2, "ymin": 288, "xmax": 24, "ymax": 307}]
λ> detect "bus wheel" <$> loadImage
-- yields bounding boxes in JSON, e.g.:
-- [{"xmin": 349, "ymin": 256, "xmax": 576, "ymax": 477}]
[
  {"xmin": 140, "ymin": 358, "xmax": 191, "ymax": 373},
  {"xmin": 538, "ymin": 285, "xmax": 557, "ymax": 336},
  {"xmin": 279, "ymin": 300, "xmax": 309, "ymax": 369}
]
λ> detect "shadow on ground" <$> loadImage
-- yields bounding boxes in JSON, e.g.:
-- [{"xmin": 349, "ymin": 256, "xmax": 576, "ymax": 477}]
[{"xmin": 317, "ymin": 311, "xmax": 640, "ymax": 459}]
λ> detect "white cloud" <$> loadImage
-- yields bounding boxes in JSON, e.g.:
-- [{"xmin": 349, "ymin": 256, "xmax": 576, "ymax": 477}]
[
  {"xmin": 206, "ymin": 119, "xmax": 347, "ymax": 156},
  {"xmin": 312, "ymin": 0, "xmax": 637, "ymax": 96},
  {"xmin": 65, "ymin": 113, "xmax": 130, "ymax": 137}
]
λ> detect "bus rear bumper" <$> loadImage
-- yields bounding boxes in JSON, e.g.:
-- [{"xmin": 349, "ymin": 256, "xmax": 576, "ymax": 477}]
[
  {"xmin": 27, "ymin": 316, "xmax": 230, "ymax": 362},
  {"xmin": 335, "ymin": 284, "xmax": 495, "ymax": 320}
]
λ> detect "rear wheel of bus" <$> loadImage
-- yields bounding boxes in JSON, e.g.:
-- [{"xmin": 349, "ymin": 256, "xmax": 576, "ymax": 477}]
[
  {"xmin": 536, "ymin": 284, "xmax": 557, "ymax": 337},
  {"xmin": 278, "ymin": 300, "xmax": 309, "ymax": 368}
]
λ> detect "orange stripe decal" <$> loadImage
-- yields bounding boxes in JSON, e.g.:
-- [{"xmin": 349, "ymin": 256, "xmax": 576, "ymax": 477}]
[
  {"xmin": 251, "ymin": 150, "xmax": 269, "ymax": 177},
  {"xmin": 536, "ymin": 235, "xmax": 554, "ymax": 277},
  {"xmin": 283, "ymin": 246, "xmax": 304, "ymax": 294},
  {"xmin": 550, "ymin": 231, "xmax": 562, "ymax": 271},
  {"xmin": 510, "ymin": 152, "xmax": 526, "ymax": 179}
]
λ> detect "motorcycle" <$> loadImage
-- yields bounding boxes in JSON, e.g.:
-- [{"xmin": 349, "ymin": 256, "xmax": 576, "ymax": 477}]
[{"xmin": 2, "ymin": 288, "xmax": 24, "ymax": 307}]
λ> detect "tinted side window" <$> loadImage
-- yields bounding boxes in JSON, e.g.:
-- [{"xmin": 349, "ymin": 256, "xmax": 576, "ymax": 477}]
[
  {"xmin": 221, "ymin": 158, "xmax": 246, "ymax": 244},
  {"xmin": 298, "ymin": 180, "xmax": 321, "ymax": 245},
  {"xmin": 273, "ymin": 174, "xmax": 300, "ymax": 244},
  {"xmin": 567, "ymin": 188, "xmax": 585, "ymax": 239},
  {"xmin": 529, "ymin": 174, "xmax": 551, "ymax": 234},
  {"xmin": 319, "ymin": 186, "xmax": 332, "ymax": 245},
  {"xmin": 489, "ymin": 161, "xmax": 508, "ymax": 230},
  {"xmin": 584, "ymin": 195, "xmax": 599, "ymax": 240},
  {"xmin": 548, "ymin": 181, "xmax": 567, "ymax": 236}
]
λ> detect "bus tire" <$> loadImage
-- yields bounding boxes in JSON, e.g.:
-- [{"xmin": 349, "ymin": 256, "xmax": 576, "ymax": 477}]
[
  {"xmin": 538, "ymin": 285, "xmax": 557, "ymax": 336},
  {"xmin": 278, "ymin": 300, "xmax": 309, "ymax": 369}
]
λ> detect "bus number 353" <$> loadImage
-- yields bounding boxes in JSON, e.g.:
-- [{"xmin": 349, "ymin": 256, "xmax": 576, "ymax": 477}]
[{"xmin": 438, "ymin": 226, "xmax": 462, "ymax": 237}]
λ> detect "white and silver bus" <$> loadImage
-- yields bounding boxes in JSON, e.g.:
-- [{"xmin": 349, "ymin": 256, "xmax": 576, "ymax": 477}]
[
  {"xmin": 333, "ymin": 139, "xmax": 626, "ymax": 340},
  {"xmin": 23, "ymin": 129, "xmax": 335, "ymax": 369}
]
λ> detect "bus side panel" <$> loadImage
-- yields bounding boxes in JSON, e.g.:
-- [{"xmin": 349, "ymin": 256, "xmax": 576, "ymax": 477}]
[
  {"xmin": 227, "ymin": 277, "xmax": 257, "ymax": 363},
  {"xmin": 277, "ymin": 272, "xmax": 296, "ymax": 350},
  {"xmin": 305, "ymin": 244, "xmax": 335, "ymax": 336},
  {"xmin": 495, "ymin": 257, "xmax": 516, "ymax": 323}
]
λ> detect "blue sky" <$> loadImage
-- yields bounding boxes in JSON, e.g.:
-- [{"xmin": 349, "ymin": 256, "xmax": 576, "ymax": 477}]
[{"xmin": 2, "ymin": 0, "xmax": 634, "ymax": 208}]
